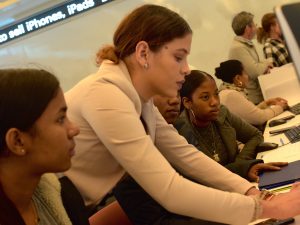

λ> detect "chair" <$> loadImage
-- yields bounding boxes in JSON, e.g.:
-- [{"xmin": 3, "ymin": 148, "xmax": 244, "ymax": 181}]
[{"xmin": 89, "ymin": 200, "xmax": 133, "ymax": 225}]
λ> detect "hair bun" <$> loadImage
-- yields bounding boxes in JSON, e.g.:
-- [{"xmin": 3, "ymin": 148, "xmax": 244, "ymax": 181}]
[
  {"xmin": 215, "ymin": 67, "xmax": 222, "ymax": 79},
  {"xmin": 214, "ymin": 60, "xmax": 243, "ymax": 83}
]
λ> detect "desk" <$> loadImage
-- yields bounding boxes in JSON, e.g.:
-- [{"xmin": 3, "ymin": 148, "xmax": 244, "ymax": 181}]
[
  {"xmin": 253, "ymin": 111, "xmax": 300, "ymax": 224},
  {"xmin": 263, "ymin": 111, "xmax": 300, "ymax": 146},
  {"xmin": 258, "ymin": 62, "xmax": 300, "ymax": 148}
]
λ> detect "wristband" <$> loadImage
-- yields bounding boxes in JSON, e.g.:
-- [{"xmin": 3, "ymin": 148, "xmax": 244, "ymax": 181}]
[{"xmin": 259, "ymin": 189, "xmax": 277, "ymax": 201}]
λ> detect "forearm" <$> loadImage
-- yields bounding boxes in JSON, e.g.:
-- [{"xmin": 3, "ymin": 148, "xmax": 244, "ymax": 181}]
[
  {"xmin": 246, "ymin": 187, "xmax": 260, "ymax": 196},
  {"xmin": 239, "ymin": 137, "xmax": 263, "ymax": 160},
  {"xmin": 257, "ymin": 101, "xmax": 268, "ymax": 109}
]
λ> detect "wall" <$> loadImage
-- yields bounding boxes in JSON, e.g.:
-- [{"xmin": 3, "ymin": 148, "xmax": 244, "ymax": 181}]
[{"xmin": 0, "ymin": 0, "xmax": 298, "ymax": 91}]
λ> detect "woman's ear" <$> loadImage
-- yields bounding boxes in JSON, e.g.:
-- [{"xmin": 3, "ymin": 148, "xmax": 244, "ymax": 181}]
[
  {"xmin": 233, "ymin": 75, "xmax": 240, "ymax": 83},
  {"xmin": 135, "ymin": 41, "xmax": 150, "ymax": 69},
  {"xmin": 5, "ymin": 128, "xmax": 27, "ymax": 156},
  {"xmin": 182, "ymin": 97, "xmax": 192, "ymax": 110}
]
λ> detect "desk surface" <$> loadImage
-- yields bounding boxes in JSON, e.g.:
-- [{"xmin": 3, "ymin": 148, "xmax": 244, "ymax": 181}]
[
  {"xmin": 263, "ymin": 111, "xmax": 300, "ymax": 146},
  {"xmin": 254, "ymin": 110, "xmax": 300, "ymax": 224}
]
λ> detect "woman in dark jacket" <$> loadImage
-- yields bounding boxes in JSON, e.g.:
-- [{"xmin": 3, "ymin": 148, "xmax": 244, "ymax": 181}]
[{"xmin": 175, "ymin": 69, "xmax": 286, "ymax": 181}]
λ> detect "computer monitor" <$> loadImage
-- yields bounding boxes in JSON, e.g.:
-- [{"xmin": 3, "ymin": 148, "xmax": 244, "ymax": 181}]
[{"xmin": 275, "ymin": 2, "xmax": 300, "ymax": 81}]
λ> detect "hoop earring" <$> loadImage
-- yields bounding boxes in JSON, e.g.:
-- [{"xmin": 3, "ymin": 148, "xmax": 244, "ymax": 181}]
[
  {"xmin": 143, "ymin": 63, "xmax": 149, "ymax": 70},
  {"xmin": 190, "ymin": 109, "xmax": 196, "ymax": 120}
]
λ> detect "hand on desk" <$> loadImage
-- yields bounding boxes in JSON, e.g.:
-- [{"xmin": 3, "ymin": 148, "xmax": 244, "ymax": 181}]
[
  {"xmin": 248, "ymin": 162, "xmax": 288, "ymax": 182},
  {"xmin": 261, "ymin": 182, "xmax": 300, "ymax": 219},
  {"xmin": 265, "ymin": 97, "xmax": 289, "ymax": 110}
]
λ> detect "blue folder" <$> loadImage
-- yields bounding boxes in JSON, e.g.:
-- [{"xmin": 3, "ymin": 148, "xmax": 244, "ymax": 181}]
[{"xmin": 258, "ymin": 160, "xmax": 300, "ymax": 190}]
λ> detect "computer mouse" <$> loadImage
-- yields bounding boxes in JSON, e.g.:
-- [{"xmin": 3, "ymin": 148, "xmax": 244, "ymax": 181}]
[
  {"xmin": 269, "ymin": 119, "xmax": 287, "ymax": 127},
  {"xmin": 256, "ymin": 142, "xmax": 279, "ymax": 152}
]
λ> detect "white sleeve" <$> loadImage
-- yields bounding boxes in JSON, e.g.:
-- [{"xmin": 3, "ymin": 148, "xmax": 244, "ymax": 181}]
[
  {"xmin": 81, "ymin": 84, "xmax": 255, "ymax": 224},
  {"xmin": 154, "ymin": 107, "xmax": 253, "ymax": 191},
  {"xmin": 221, "ymin": 91, "xmax": 283, "ymax": 125}
]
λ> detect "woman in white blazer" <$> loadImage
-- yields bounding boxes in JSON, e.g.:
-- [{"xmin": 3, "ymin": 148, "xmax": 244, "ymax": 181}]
[{"xmin": 65, "ymin": 4, "xmax": 300, "ymax": 225}]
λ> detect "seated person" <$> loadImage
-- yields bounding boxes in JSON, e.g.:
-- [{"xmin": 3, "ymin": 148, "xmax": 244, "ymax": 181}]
[
  {"xmin": 0, "ymin": 68, "xmax": 89, "ymax": 225},
  {"xmin": 215, "ymin": 59, "xmax": 288, "ymax": 126},
  {"xmin": 114, "ymin": 71, "xmax": 286, "ymax": 225},
  {"xmin": 153, "ymin": 93, "xmax": 181, "ymax": 124},
  {"xmin": 174, "ymin": 69, "xmax": 287, "ymax": 181},
  {"xmin": 113, "ymin": 93, "xmax": 232, "ymax": 225}
]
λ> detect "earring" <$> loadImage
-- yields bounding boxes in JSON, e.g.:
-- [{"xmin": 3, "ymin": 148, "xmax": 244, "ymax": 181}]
[
  {"xmin": 237, "ymin": 81, "xmax": 243, "ymax": 87},
  {"xmin": 190, "ymin": 109, "xmax": 196, "ymax": 119},
  {"xmin": 143, "ymin": 63, "xmax": 149, "ymax": 70},
  {"xmin": 20, "ymin": 148, "xmax": 26, "ymax": 155}
]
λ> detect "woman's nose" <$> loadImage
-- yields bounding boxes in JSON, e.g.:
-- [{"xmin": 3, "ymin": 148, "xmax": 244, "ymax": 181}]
[
  {"xmin": 69, "ymin": 122, "xmax": 80, "ymax": 137},
  {"xmin": 182, "ymin": 62, "xmax": 191, "ymax": 76},
  {"xmin": 210, "ymin": 96, "xmax": 220, "ymax": 106}
]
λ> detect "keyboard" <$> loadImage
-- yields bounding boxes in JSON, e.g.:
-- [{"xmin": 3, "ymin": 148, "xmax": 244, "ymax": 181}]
[
  {"xmin": 288, "ymin": 102, "xmax": 300, "ymax": 115},
  {"xmin": 284, "ymin": 125, "xmax": 300, "ymax": 143}
]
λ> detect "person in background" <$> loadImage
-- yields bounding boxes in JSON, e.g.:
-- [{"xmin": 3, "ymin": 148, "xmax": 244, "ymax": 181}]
[
  {"xmin": 64, "ymin": 4, "xmax": 300, "ymax": 225},
  {"xmin": 215, "ymin": 60, "xmax": 288, "ymax": 126},
  {"xmin": 229, "ymin": 11, "xmax": 273, "ymax": 104},
  {"xmin": 153, "ymin": 93, "xmax": 181, "ymax": 124},
  {"xmin": 257, "ymin": 12, "xmax": 291, "ymax": 67},
  {"xmin": 174, "ymin": 69, "xmax": 286, "ymax": 181},
  {"xmin": 0, "ymin": 68, "xmax": 86, "ymax": 225}
]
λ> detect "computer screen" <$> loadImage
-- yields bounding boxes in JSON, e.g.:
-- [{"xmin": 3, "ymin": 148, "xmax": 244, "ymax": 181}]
[{"xmin": 275, "ymin": 2, "xmax": 300, "ymax": 81}]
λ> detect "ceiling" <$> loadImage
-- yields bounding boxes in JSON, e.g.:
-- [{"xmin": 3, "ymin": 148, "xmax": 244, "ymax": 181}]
[{"xmin": 0, "ymin": 0, "xmax": 65, "ymax": 28}]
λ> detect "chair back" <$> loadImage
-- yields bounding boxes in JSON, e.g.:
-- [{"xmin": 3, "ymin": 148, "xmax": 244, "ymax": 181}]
[{"xmin": 89, "ymin": 201, "xmax": 132, "ymax": 225}]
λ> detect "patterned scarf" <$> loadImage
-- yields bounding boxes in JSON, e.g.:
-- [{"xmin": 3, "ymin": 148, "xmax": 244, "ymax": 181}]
[{"xmin": 218, "ymin": 82, "xmax": 249, "ymax": 99}]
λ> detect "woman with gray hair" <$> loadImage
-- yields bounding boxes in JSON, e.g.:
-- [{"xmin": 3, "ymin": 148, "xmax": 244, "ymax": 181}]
[{"xmin": 229, "ymin": 11, "xmax": 273, "ymax": 104}]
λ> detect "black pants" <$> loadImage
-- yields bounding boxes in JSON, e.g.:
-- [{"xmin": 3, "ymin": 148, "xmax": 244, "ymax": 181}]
[{"xmin": 113, "ymin": 176, "xmax": 227, "ymax": 225}]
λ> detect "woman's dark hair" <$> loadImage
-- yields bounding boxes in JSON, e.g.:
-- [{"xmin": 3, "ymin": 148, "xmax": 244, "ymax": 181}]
[
  {"xmin": 180, "ymin": 70, "xmax": 214, "ymax": 100},
  {"xmin": 96, "ymin": 4, "xmax": 192, "ymax": 65},
  {"xmin": 215, "ymin": 60, "xmax": 244, "ymax": 83},
  {"xmin": 0, "ymin": 69, "xmax": 59, "ymax": 151},
  {"xmin": 257, "ymin": 13, "xmax": 277, "ymax": 44}
]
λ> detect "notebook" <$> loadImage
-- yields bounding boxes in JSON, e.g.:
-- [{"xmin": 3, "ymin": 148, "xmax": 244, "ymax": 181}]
[{"xmin": 258, "ymin": 159, "xmax": 300, "ymax": 190}]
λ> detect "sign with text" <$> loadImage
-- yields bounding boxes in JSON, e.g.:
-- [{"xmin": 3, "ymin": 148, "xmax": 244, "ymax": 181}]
[{"xmin": 0, "ymin": 0, "xmax": 114, "ymax": 45}]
